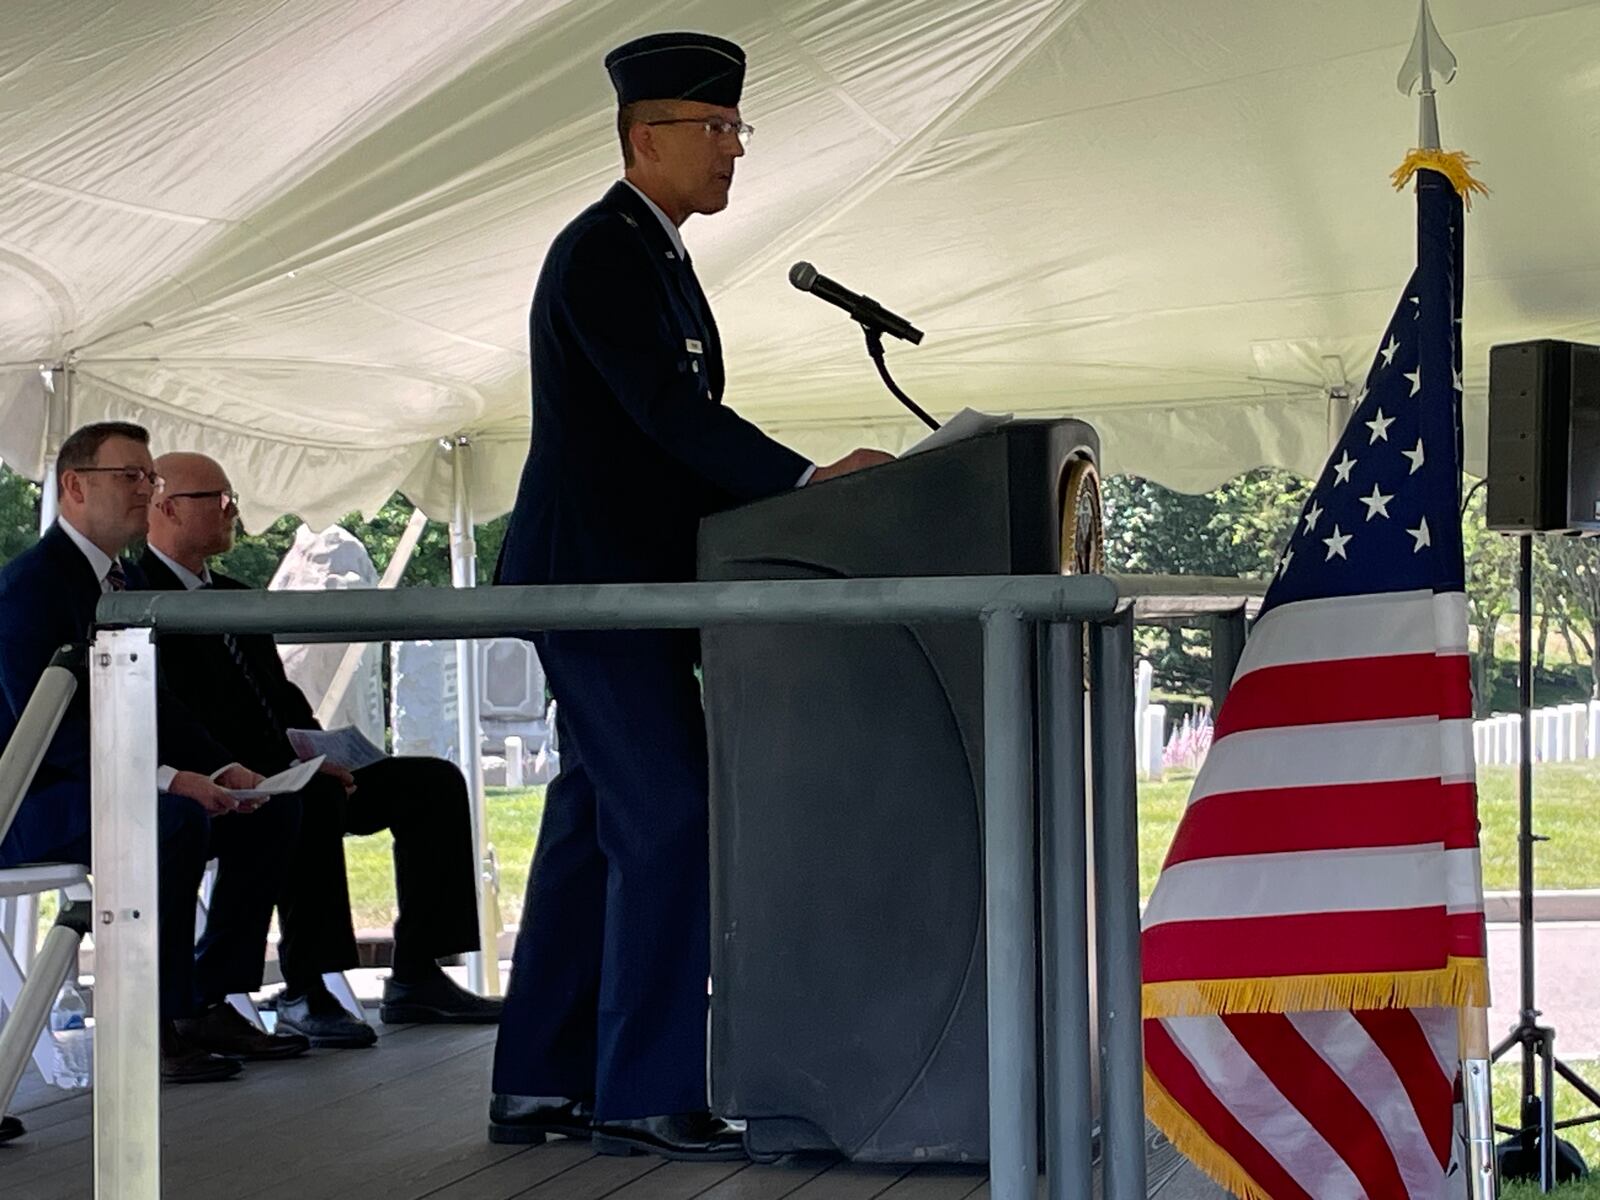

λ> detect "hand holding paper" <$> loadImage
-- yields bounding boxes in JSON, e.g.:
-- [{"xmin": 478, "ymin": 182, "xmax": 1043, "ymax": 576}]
[{"xmin": 287, "ymin": 726, "xmax": 386, "ymax": 772}]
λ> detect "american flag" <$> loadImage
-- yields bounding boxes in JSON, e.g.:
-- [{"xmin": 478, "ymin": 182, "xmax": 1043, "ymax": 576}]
[{"xmin": 1141, "ymin": 168, "xmax": 1488, "ymax": 1200}]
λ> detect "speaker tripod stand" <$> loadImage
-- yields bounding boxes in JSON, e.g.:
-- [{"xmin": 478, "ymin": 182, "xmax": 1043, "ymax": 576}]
[{"xmin": 1490, "ymin": 533, "xmax": 1600, "ymax": 1189}]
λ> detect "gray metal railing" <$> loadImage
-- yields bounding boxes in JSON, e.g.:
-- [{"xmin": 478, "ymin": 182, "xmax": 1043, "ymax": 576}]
[{"xmin": 85, "ymin": 573, "xmax": 1260, "ymax": 1200}]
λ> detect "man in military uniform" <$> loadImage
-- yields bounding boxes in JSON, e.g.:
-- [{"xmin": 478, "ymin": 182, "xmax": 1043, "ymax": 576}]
[{"xmin": 489, "ymin": 31, "xmax": 890, "ymax": 1160}]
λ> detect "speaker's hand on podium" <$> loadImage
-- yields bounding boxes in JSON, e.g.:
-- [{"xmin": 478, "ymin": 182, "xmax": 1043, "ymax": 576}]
[{"xmin": 807, "ymin": 448, "xmax": 895, "ymax": 485}]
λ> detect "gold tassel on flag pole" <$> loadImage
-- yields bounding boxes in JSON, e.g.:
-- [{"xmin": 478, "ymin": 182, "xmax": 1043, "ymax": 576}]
[{"xmin": 1398, "ymin": 3, "xmax": 1496, "ymax": 1197}]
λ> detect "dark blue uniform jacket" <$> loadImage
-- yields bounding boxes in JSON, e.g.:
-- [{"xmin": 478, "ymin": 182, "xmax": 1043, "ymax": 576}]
[{"xmin": 496, "ymin": 181, "xmax": 808, "ymax": 588}]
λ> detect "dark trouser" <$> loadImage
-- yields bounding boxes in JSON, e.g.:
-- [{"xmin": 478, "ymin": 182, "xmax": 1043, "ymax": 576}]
[
  {"xmin": 491, "ymin": 632, "xmax": 711, "ymax": 1121},
  {"xmin": 13, "ymin": 790, "xmax": 300, "ymax": 1019},
  {"xmin": 276, "ymin": 755, "xmax": 480, "ymax": 991}
]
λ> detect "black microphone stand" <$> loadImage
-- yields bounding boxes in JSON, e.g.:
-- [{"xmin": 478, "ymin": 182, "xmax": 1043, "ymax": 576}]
[{"xmin": 862, "ymin": 324, "xmax": 939, "ymax": 432}]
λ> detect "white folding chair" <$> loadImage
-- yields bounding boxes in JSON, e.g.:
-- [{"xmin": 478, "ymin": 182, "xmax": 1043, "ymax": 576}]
[{"xmin": 0, "ymin": 863, "xmax": 93, "ymax": 1104}]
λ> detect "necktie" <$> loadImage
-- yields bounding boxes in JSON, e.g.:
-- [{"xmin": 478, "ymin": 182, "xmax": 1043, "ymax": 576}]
[
  {"xmin": 204, "ymin": 583, "xmax": 287, "ymax": 745},
  {"xmin": 105, "ymin": 560, "xmax": 126, "ymax": 592}
]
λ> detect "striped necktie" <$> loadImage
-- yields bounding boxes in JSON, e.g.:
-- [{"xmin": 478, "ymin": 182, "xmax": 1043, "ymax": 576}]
[
  {"xmin": 203, "ymin": 582, "xmax": 287, "ymax": 745},
  {"xmin": 105, "ymin": 560, "xmax": 127, "ymax": 592}
]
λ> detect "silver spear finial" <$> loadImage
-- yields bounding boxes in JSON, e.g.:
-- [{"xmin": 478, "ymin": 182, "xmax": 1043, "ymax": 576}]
[{"xmin": 1397, "ymin": 0, "xmax": 1457, "ymax": 150}]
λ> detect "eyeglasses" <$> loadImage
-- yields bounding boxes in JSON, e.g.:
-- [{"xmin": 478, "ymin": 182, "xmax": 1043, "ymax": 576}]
[
  {"xmin": 643, "ymin": 117, "xmax": 754, "ymax": 147},
  {"xmin": 73, "ymin": 466, "xmax": 165, "ymax": 491},
  {"xmin": 166, "ymin": 488, "xmax": 240, "ymax": 513}
]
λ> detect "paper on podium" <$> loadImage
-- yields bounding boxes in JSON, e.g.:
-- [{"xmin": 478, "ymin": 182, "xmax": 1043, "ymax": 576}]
[
  {"xmin": 900, "ymin": 408, "xmax": 1013, "ymax": 458},
  {"xmin": 288, "ymin": 725, "xmax": 386, "ymax": 772},
  {"xmin": 214, "ymin": 755, "xmax": 325, "ymax": 801}
]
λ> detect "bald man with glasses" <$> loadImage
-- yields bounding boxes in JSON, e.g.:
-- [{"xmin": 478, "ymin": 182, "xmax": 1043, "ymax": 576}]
[
  {"xmin": 141, "ymin": 452, "xmax": 499, "ymax": 1048},
  {"xmin": 0, "ymin": 422, "xmax": 308, "ymax": 1092}
]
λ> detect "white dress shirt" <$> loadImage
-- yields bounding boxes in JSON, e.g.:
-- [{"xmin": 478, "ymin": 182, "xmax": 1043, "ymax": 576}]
[
  {"xmin": 148, "ymin": 544, "xmax": 210, "ymax": 591},
  {"xmin": 57, "ymin": 517, "xmax": 117, "ymax": 593},
  {"xmin": 57, "ymin": 521, "xmax": 227, "ymax": 792}
]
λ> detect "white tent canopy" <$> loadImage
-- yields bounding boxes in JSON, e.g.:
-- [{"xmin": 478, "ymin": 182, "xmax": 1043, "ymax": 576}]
[{"xmin": 2, "ymin": 0, "xmax": 1597, "ymax": 530}]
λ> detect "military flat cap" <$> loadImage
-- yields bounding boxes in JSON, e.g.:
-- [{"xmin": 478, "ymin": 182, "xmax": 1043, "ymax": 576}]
[{"xmin": 604, "ymin": 32, "xmax": 745, "ymax": 108}]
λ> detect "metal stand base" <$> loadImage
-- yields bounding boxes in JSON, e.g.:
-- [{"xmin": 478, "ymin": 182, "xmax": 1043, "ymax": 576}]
[{"xmin": 1490, "ymin": 1020, "xmax": 1593, "ymax": 1186}]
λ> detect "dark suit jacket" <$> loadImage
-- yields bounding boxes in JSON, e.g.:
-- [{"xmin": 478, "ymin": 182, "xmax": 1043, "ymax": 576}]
[
  {"xmin": 0, "ymin": 525, "xmax": 233, "ymax": 863},
  {"xmin": 495, "ymin": 181, "xmax": 809, "ymax": 588},
  {"xmin": 135, "ymin": 553, "xmax": 317, "ymax": 774}
]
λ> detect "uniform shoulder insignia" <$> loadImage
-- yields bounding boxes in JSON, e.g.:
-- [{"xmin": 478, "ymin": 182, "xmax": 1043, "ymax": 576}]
[{"xmin": 619, "ymin": 213, "xmax": 639, "ymax": 229}]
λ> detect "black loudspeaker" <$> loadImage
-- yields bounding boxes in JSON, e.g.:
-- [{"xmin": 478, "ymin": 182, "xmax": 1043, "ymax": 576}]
[{"xmin": 1486, "ymin": 339, "xmax": 1600, "ymax": 532}]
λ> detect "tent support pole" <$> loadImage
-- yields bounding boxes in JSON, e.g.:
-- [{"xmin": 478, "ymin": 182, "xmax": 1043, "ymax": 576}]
[
  {"xmin": 449, "ymin": 436, "xmax": 499, "ymax": 996},
  {"xmin": 39, "ymin": 363, "xmax": 73, "ymax": 533}
]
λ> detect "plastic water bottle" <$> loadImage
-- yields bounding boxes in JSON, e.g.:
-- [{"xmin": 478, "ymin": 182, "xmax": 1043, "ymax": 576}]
[{"xmin": 49, "ymin": 981, "xmax": 92, "ymax": 1089}]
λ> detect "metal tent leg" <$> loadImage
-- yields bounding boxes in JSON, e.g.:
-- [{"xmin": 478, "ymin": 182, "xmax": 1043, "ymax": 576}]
[
  {"xmin": 1091, "ymin": 613, "xmax": 1146, "ymax": 1200},
  {"xmin": 90, "ymin": 628, "xmax": 161, "ymax": 1200},
  {"xmin": 1042, "ymin": 621, "xmax": 1093, "ymax": 1200},
  {"xmin": 982, "ymin": 610, "xmax": 1039, "ymax": 1200},
  {"xmin": 449, "ymin": 436, "xmax": 499, "ymax": 996}
]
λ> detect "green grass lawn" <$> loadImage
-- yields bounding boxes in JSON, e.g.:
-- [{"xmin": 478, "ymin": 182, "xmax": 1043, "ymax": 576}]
[{"xmin": 341, "ymin": 761, "xmax": 1600, "ymax": 930}]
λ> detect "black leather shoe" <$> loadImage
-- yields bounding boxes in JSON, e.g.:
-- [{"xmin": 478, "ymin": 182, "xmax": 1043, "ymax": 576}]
[
  {"xmin": 487, "ymin": 1094, "xmax": 593, "ymax": 1145},
  {"xmin": 160, "ymin": 1023, "xmax": 243, "ymax": 1084},
  {"xmin": 275, "ymin": 986, "xmax": 377, "ymax": 1049},
  {"xmin": 380, "ymin": 973, "xmax": 504, "ymax": 1025},
  {"xmin": 592, "ymin": 1111, "xmax": 746, "ymax": 1162},
  {"xmin": 174, "ymin": 1002, "xmax": 310, "ymax": 1061},
  {"xmin": 0, "ymin": 1114, "xmax": 23, "ymax": 1144}
]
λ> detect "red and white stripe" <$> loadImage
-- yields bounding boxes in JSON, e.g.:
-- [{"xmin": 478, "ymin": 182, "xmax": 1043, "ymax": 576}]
[{"xmin": 1143, "ymin": 587, "xmax": 1484, "ymax": 1197}]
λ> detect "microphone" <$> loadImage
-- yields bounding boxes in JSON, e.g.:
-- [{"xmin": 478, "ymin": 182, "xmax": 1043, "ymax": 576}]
[{"xmin": 789, "ymin": 262, "xmax": 924, "ymax": 345}]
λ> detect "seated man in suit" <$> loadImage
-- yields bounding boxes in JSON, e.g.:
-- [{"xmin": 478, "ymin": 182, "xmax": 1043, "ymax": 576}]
[
  {"xmin": 0, "ymin": 421, "xmax": 310, "ymax": 1087},
  {"xmin": 141, "ymin": 451, "xmax": 501, "ymax": 1048}
]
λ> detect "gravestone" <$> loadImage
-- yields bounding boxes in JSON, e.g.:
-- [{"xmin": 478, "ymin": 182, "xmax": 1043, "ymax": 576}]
[
  {"xmin": 270, "ymin": 523, "xmax": 384, "ymax": 747},
  {"xmin": 390, "ymin": 639, "xmax": 461, "ymax": 764}
]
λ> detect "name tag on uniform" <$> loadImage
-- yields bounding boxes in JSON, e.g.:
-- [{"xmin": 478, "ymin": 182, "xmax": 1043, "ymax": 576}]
[{"xmin": 685, "ymin": 338, "xmax": 704, "ymax": 354}]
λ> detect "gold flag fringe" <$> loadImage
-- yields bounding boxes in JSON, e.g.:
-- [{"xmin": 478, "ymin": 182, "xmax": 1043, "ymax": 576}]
[
  {"xmin": 1391, "ymin": 148, "xmax": 1488, "ymax": 209},
  {"xmin": 1143, "ymin": 955, "xmax": 1487, "ymax": 1020},
  {"xmin": 1146, "ymin": 1069, "xmax": 1273, "ymax": 1200}
]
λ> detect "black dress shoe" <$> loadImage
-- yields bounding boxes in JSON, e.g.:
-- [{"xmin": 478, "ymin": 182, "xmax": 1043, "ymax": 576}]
[
  {"xmin": 159, "ymin": 1023, "xmax": 243, "ymax": 1084},
  {"xmin": 487, "ymin": 1094, "xmax": 593, "ymax": 1145},
  {"xmin": 592, "ymin": 1111, "xmax": 746, "ymax": 1162},
  {"xmin": 174, "ymin": 1002, "xmax": 310, "ymax": 1061},
  {"xmin": 275, "ymin": 986, "xmax": 377, "ymax": 1049},
  {"xmin": 0, "ymin": 1114, "xmax": 23, "ymax": 1144},
  {"xmin": 380, "ymin": 973, "xmax": 504, "ymax": 1025}
]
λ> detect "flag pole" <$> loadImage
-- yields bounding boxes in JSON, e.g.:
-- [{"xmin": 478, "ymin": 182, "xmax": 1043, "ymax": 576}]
[{"xmin": 1399, "ymin": 4, "xmax": 1496, "ymax": 1196}]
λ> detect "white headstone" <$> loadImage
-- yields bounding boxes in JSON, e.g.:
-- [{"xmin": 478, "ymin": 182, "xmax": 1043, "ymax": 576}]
[
  {"xmin": 391, "ymin": 639, "xmax": 461, "ymax": 763},
  {"xmin": 1135, "ymin": 659, "xmax": 1154, "ymax": 714},
  {"xmin": 1141, "ymin": 705, "xmax": 1166, "ymax": 780},
  {"xmin": 270, "ymin": 524, "xmax": 384, "ymax": 746},
  {"xmin": 504, "ymin": 736, "xmax": 525, "ymax": 788}
]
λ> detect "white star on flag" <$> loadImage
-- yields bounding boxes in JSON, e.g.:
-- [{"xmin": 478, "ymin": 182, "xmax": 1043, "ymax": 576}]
[
  {"xmin": 1359, "ymin": 485, "xmax": 1394, "ymax": 520},
  {"xmin": 1409, "ymin": 296, "xmax": 1420, "ymax": 318},
  {"xmin": 1405, "ymin": 368, "xmax": 1422, "ymax": 396},
  {"xmin": 1276, "ymin": 547, "xmax": 1293, "ymax": 577},
  {"xmin": 1322, "ymin": 524, "xmax": 1352, "ymax": 560},
  {"xmin": 1353, "ymin": 384, "xmax": 1369, "ymax": 407},
  {"xmin": 1366, "ymin": 409, "xmax": 1394, "ymax": 443},
  {"xmin": 1303, "ymin": 500, "xmax": 1324, "ymax": 533},
  {"xmin": 1403, "ymin": 439, "xmax": 1426, "ymax": 474},
  {"xmin": 1332, "ymin": 451, "xmax": 1357, "ymax": 485},
  {"xmin": 1380, "ymin": 335, "xmax": 1400, "ymax": 366},
  {"xmin": 1453, "ymin": 367, "xmax": 1463, "ymax": 391},
  {"xmin": 1408, "ymin": 517, "xmax": 1431, "ymax": 552}
]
